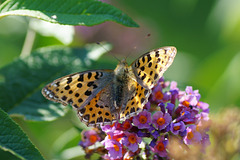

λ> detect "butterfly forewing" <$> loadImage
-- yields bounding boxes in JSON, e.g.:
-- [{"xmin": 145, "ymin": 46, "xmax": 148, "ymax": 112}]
[
  {"xmin": 42, "ymin": 70, "xmax": 114, "ymax": 113},
  {"xmin": 131, "ymin": 46, "xmax": 177, "ymax": 89},
  {"xmin": 119, "ymin": 47, "xmax": 177, "ymax": 120}
]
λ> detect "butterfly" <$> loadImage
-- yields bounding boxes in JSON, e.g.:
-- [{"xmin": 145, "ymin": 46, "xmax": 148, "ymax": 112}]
[{"xmin": 42, "ymin": 46, "xmax": 177, "ymax": 127}]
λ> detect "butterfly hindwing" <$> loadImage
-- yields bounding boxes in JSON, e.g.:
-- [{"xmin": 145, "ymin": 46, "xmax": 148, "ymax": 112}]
[
  {"xmin": 131, "ymin": 47, "xmax": 177, "ymax": 89},
  {"xmin": 120, "ymin": 80, "xmax": 151, "ymax": 121},
  {"xmin": 42, "ymin": 70, "xmax": 114, "ymax": 116},
  {"xmin": 78, "ymin": 83, "xmax": 117, "ymax": 127}
]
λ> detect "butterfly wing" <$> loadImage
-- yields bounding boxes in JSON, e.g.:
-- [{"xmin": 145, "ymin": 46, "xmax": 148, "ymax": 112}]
[
  {"xmin": 42, "ymin": 70, "xmax": 116, "ymax": 126},
  {"xmin": 78, "ymin": 83, "xmax": 118, "ymax": 127},
  {"xmin": 120, "ymin": 47, "xmax": 177, "ymax": 120},
  {"xmin": 120, "ymin": 79, "xmax": 151, "ymax": 121},
  {"xmin": 130, "ymin": 46, "xmax": 177, "ymax": 89}
]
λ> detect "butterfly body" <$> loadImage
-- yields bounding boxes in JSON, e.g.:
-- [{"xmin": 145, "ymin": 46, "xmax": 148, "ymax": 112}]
[{"xmin": 42, "ymin": 46, "xmax": 177, "ymax": 127}]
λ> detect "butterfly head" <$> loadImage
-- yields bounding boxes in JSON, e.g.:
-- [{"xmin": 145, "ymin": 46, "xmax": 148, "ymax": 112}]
[{"xmin": 114, "ymin": 59, "xmax": 129, "ymax": 76}]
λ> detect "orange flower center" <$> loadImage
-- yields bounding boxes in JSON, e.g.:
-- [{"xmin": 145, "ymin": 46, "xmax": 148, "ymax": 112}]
[
  {"xmin": 89, "ymin": 135, "xmax": 98, "ymax": 143},
  {"xmin": 108, "ymin": 134, "xmax": 111, "ymax": 139},
  {"xmin": 173, "ymin": 125, "xmax": 180, "ymax": 131},
  {"xmin": 156, "ymin": 142, "xmax": 165, "ymax": 151},
  {"xmin": 155, "ymin": 91, "xmax": 164, "ymax": 100},
  {"xmin": 114, "ymin": 144, "xmax": 120, "ymax": 151},
  {"xmin": 181, "ymin": 112, "xmax": 185, "ymax": 116},
  {"xmin": 123, "ymin": 121, "xmax": 131, "ymax": 130},
  {"xmin": 182, "ymin": 100, "xmax": 190, "ymax": 107},
  {"xmin": 187, "ymin": 131, "xmax": 194, "ymax": 140},
  {"xmin": 139, "ymin": 115, "xmax": 147, "ymax": 124},
  {"xmin": 128, "ymin": 135, "xmax": 137, "ymax": 144},
  {"xmin": 157, "ymin": 117, "xmax": 165, "ymax": 126}
]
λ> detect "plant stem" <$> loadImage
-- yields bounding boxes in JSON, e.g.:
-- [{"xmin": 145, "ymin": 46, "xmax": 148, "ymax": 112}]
[{"xmin": 20, "ymin": 20, "xmax": 36, "ymax": 58}]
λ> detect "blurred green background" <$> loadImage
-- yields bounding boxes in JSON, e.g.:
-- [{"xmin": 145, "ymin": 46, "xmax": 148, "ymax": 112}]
[{"xmin": 0, "ymin": 0, "xmax": 239, "ymax": 159}]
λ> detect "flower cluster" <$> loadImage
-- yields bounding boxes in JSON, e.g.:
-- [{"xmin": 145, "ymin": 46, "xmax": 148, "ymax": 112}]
[{"xmin": 79, "ymin": 77, "xmax": 210, "ymax": 159}]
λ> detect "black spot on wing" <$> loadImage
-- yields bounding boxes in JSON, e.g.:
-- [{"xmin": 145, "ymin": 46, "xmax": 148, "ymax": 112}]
[
  {"xmin": 130, "ymin": 107, "xmax": 135, "ymax": 113},
  {"xmin": 68, "ymin": 99, "xmax": 73, "ymax": 104},
  {"xmin": 64, "ymin": 85, "xmax": 70, "ymax": 90},
  {"xmin": 84, "ymin": 114, "xmax": 90, "ymax": 121},
  {"xmin": 141, "ymin": 73, "xmax": 146, "ymax": 80},
  {"xmin": 78, "ymin": 74, "xmax": 84, "ymax": 81},
  {"xmin": 140, "ymin": 66, "xmax": 145, "ymax": 71},
  {"xmin": 97, "ymin": 117, "xmax": 103, "ymax": 123},
  {"xmin": 142, "ymin": 56, "xmax": 145, "ymax": 63},
  {"xmin": 85, "ymin": 90, "xmax": 92, "ymax": 96},
  {"xmin": 80, "ymin": 108, "xmax": 86, "ymax": 114},
  {"xmin": 88, "ymin": 72, "xmax": 92, "ymax": 79},
  {"xmin": 61, "ymin": 96, "xmax": 67, "ymax": 101},
  {"xmin": 75, "ymin": 93, "xmax": 79, "ymax": 97},
  {"xmin": 141, "ymin": 98, "xmax": 145, "ymax": 104},
  {"xmin": 78, "ymin": 98, "xmax": 83, "ymax": 103},
  {"xmin": 77, "ymin": 83, "xmax": 82, "ymax": 88},
  {"xmin": 148, "ymin": 62, "xmax": 152, "ymax": 67},
  {"xmin": 87, "ymin": 81, "xmax": 94, "ymax": 87},
  {"xmin": 67, "ymin": 77, "xmax": 72, "ymax": 84}
]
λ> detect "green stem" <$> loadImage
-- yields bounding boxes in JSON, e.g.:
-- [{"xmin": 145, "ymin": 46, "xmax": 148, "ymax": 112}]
[{"xmin": 20, "ymin": 20, "xmax": 36, "ymax": 58}]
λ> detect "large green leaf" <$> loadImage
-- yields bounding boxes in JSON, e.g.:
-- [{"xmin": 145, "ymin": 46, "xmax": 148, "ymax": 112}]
[
  {"xmin": 0, "ymin": 107, "xmax": 44, "ymax": 160},
  {"xmin": 0, "ymin": 0, "xmax": 139, "ymax": 27},
  {"xmin": 0, "ymin": 43, "xmax": 113, "ymax": 121}
]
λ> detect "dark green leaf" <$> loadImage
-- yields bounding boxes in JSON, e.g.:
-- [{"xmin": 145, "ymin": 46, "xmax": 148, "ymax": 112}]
[
  {"xmin": 0, "ymin": 43, "xmax": 113, "ymax": 121},
  {"xmin": 0, "ymin": 0, "xmax": 139, "ymax": 27},
  {"xmin": 0, "ymin": 107, "xmax": 44, "ymax": 160}
]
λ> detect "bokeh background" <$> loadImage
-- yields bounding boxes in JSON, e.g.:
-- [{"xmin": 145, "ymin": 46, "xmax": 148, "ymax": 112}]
[{"xmin": 0, "ymin": 0, "xmax": 239, "ymax": 159}]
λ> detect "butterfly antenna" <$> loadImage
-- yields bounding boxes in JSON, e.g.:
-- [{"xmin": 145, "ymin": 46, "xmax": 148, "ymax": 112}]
[
  {"xmin": 96, "ymin": 42, "xmax": 121, "ymax": 62},
  {"xmin": 125, "ymin": 45, "xmax": 137, "ymax": 62}
]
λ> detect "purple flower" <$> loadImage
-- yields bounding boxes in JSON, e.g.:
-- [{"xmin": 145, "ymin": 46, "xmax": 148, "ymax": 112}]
[
  {"xmin": 185, "ymin": 86, "xmax": 200, "ymax": 98},
  {"xmin": 152, "ymin": 111, "xmax": 172, "ymax": 130},
  {"xmin": 166, "ymin": 103, "xmax": 175, "ymax": 116},
  {"xmin": 158, "ymin": 102, "xmax": 166, "ymax": 113},
  {"xmin": 200, "ymin": 132, "xmax": 211, "ymax": 148},
  {"xmin": 197, "ymin": 101, "xmax": 209, "ymax": 113},
  {"xmin": 179, "ymin": 86, "xmax": 201, "ymax": 108},
  {"xmin": 184, "ymin": 125, "xmax": 202, "ymax": 145},
  {"xmin": 78, "ymin": 77, "xmax": 210, "ymax": 159},
  {"xmin": 170, "ymin": 81, "xmax": 179, "ymax": 91},
  {"xmin": 105, "ymin": 140, "xmax": 122, "ymax": 159},
  {"xmin": 170, "ymin": 121, "xmax": 186, "ymax": 135},
  {"xmin": 101, "ymin": 123, "xmax": 116, "ymax": 133},
  {"xmin": 150, "ymin": 84, "xmax": 164, "ymax": 103},
  {"xmin": 137, "ymin": 130, "xmax": 151, "ymax": 137},
  {"xmin": 151, "ymin": 136, "xmax": 168, "ymax": 157},
  {"xmin": 144, "ymin": 101, "xmax": 151, "ymax": 110},
  {"xmin": 176, "ymin": 110, "xmax": 191, "ymax": 122},
  {"xmin": 79, "ymin": 130, "xmax": 101, "ymax": 148},
  {"xmin": 150, "ymin": 79, "xmax": 171, "ymax": 104},
  {"xmin": 122, "ymin": 132, "xmax": 142, "ymax": 152},
  {"xmin": 133, "ymin": 110, "xmax": 152, "ymax": 129},
  {"xmin": 196, "ymin": 112, "xmax": 209, "ymax": 123},
  {"xmin": 120, "ymin": 119, "xmax": 132, "ymax": 131}
]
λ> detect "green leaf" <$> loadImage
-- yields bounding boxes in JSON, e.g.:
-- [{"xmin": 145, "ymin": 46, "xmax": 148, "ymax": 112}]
[
  {"xmin": 0, "ymin": 43, "xmax": 112, "ymax": 121},
  {"xmin": 0, "ymin": 107, "xmax": 44, "ymax": 160},
  {"xmin": 0, "ymin": 0, "xmax": 139, "ymax": 27}
]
